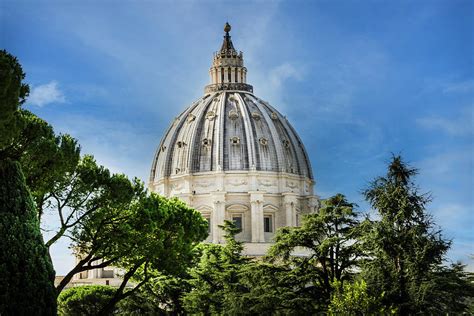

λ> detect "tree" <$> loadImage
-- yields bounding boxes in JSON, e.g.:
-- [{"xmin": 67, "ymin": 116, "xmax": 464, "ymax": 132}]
[
  {"xmin": 0, "ymin": 50, "xmax": 56, "ymax": 315},
  {"xmin": 183, "ymin": 220, "xmax": 250, "ymax": 314},
  {"xmin": 360, "ymin": 155, "xmax": 473, "ymax": 313},
  {"xmin": 0, "ymin": 50, "xmax": 29, "ymax": 150},
  {"xmin": 14, "ymin": 110, "xmax": 80, "ymax": 220},
  {"xmin": 57, "ymin": 285, "xmax": 116, "ymax": 316},
  {"xmin": 49, "ymin": 155, "xmax": 142, "ymax": 294},
  {"xmin": 0, "ymin": 159, "xmax": 57, "ymax": 315},
  {"xmin": 57, "ymin": 195, "xmax": 209, "ymax": 315},
  {"xmin": 267, "ymin": 194, "xmax": 360, "ymax": 310},
  {"xmin": 118, "ymin": 274, "xmax": 190, "ymax": 315},
  {"xmin": 228, "ymin": 261, "xmax": 315, "ymax": 315},
  {"xmin": 420, "ymin": 262, "xmax": 474, "ymax": 314},
  {"xmin": 93, "ymin": 194, "xmax": 208, "ymax": 315},
  {"xmin": 1, "ymin": 76, "xmax": 207, "ymax": 312},
  {"xmin": 328, "ymin": 279, "xmax": 395, "ymax": 315}
]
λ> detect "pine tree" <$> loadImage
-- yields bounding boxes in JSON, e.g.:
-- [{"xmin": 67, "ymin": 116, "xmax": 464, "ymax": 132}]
[
  {"xmin": 183, "ymin": 220, "xmax": 249, "ymax": 314},
  {"xmin": 360, "ymin": 155, "xmax": 472, "ymax": 314}
]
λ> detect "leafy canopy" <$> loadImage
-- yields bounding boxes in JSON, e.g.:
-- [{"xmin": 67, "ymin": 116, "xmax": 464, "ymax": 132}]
[
  {"xmin": 268, "ymin": 194, "xmax": 360, "ymax": 306},
  {"xmin": 58, "ymin": 285, "xmax": 116, "ymax": 316}
]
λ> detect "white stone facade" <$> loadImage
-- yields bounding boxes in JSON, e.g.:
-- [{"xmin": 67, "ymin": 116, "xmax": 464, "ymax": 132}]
[{"xmin": 150, "ymin": 171, "xmax": 318, "ymax": 255}]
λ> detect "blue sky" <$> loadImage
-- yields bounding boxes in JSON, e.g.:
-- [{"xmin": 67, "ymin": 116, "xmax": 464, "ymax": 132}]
[{"xmin": 2, "ymin": 0, "xmax": 473, "ymax": 274}]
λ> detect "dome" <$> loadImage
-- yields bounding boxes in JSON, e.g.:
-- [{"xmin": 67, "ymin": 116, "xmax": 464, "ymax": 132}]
[
  {"xmin": 150, "ymin": 92, "xmax": 313, "ymax": 181},
  {"xmin": 149, "ymin": 23, "xmax": 318, "ymax": 251},
  {"xmin": 150, "ymin": 24, "xmax": 313, "ymax": 183}
]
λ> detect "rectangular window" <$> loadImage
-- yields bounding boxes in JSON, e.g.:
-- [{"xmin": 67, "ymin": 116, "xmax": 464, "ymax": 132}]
[
  {"xmin": 204, "ymin": 216, "xmax": 211, "ymax": 233},
  {"xmin": 264, "ymin": 215, "xmax": 273, "ymax": 233},
  {"xmin": 232, "ymin": 215, "xmax": 243, "ymax": 231}
]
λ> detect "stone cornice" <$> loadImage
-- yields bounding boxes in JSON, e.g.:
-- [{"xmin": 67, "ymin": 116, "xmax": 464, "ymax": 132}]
[{"xmin": 204, "ymin": 83, "xmax": 253, "ymax": 93}]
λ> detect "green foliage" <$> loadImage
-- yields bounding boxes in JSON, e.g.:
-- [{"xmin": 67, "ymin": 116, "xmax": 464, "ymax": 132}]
[
  {"xmin": 0, "ymin": 50, "xmax": 56, "ymax": 315},
  {"xmin": 46, "ymin": 155, "xmax": 139, "ymax": 249},
  {"xmin": 360, "ymin": 155, "xmax": 472, "ymax": 314},
  {"xmin": 328, "ymin": 280, "xmax": 396, "ymax": 315},
  {"xmin": 79, "ymin": 194, "xmax": 208, "ymax": 314},
  {"xmin": 40, "ymin": 154, "xmax": 145, "ymax": 293},
  {"xmin": 229, "ymin": 261, "xmax": 316, "ymax": 315},
  {"xmin": 112, "ymin": 194, "xmax": 209, "ymax": 276},
  {"xmin": 183, "ymin": 220, "xmax": 249, "ymax": 314},
  {"xmin": 14, "ymin": 110, "xmax": 80, "ymax": 213},
  {"xmin": 58, "ymin": 285, "xmax": 116, "ymax": 316},
  {"xmin": 183, "ymin": 195, "xmax": 361, "ymax": 315},
  {"xmin": 184, "ymin": 220, "xmax": 328, "ymax": 315},
  {"xmin": 267, "ymin": 194, "xmax": 360, "ymax": 308},
  {"xmin": 56, "ymin": 195, "xmax": 209, "ymax": 315},
  {"xmin": 416, "ymin": 262, "xmax": 474, "ymax": 314},
  {"xmin": 118, "ymin": 274, "xmax": 189, "ymax": 315},
  {"xmin": 0, "ymin": 50, "xmax": 29, "ymax": 150},
  {"xmin": 0, "ymin": 159, "xmax": 56, "ymax": 315}
]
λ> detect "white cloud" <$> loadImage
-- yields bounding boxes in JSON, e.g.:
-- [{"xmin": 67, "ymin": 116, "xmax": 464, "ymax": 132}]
[
  {"xmin": 417, "ymin": 106, "xmax": 474, "ymax": 136},
  {"xmin": 430, "ymin": 203, "xmax": 472, "ymax": 231},
  {"xmin": 253, "ymin": 62, "xmax": 306, "ymax": 111},
  {"xmin": 27, "ymin": 81, "xmax": 66, "ymax": 107},
  {"xmin": 269, "ymin": 63, "xmax": 304, "ymax": 90},
  {"xmin": 417, "ymin": 149, "xmax": 473, "ymax": 187}
]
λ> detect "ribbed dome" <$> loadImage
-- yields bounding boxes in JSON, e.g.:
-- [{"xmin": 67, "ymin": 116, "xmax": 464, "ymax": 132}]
[
  {"xmin": 150, "ymin": 91, "xmax": 313, "ymax": 181},
  {"xmin": 149, "ymin": 23, "xmax": 313, "ymax": 185}
]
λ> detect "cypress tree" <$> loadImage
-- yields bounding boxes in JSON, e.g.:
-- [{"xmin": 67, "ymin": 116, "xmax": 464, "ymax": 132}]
[{"xmin": 0, "ymin": 159, "xmax": 57, "ymax": 315}]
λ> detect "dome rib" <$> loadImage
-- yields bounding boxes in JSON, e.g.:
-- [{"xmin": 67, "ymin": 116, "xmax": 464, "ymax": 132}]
[
  {"xmin": 190, "ymin": 94, "xmax": 216, "ymax": 173},
  {"xmin": 284, "ymin": 120, "xmax": 314, "ymax": 179},
  {"xmin": 215, "ymin": 93, "xmax": 225, "ymax": 170},
  {"xmin": 235, "ymin": 93, "xmax": 256, "ymax": 170},
  {"xmin": 249, "ymin": 94, "xmax": 284, "ymax": 172}
]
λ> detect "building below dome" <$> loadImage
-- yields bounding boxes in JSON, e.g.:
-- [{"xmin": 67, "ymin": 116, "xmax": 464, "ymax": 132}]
[{"xmin": 149, "ymin": 23, "xmax": 319, "ymax": 255}]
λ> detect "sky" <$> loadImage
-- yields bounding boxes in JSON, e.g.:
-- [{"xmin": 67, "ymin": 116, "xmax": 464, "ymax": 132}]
[{"xmin": 1, "ymin": 0, "xmax": 473, "ymax": 274}]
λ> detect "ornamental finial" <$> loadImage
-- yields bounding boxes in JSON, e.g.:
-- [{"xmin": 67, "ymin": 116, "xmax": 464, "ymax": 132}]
[
  {"xmin": 224, "ymin": 22, "xmax": 231, "ymax": 34},
  {"xmin": 205, "ymin": 22, "xmax": 253, "ymax": 93}
]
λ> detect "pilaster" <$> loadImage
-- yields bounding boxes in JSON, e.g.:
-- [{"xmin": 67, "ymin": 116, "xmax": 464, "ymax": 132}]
[
  {"xmin": 211, "ymin": 191, "xmax": 226, "ymax": 243},
  {"xmin": 250, "ymin": 191, "xmax": 265, "ymax": 242},
  {"xmin": 307, "ymin": 195, "xmax": 320, "ymax": 214},
  {"xmin": 283, "ymin": 192, "xmax": 298, "ymax": 227}
]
